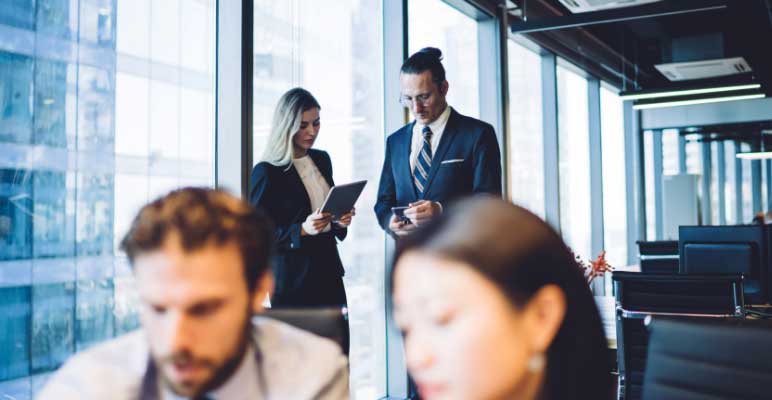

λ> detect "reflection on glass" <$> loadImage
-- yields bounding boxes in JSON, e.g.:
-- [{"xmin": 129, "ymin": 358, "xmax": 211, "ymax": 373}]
[
  {"xmin": 0, "ymin": 286, "xmax": 31, "ymax": 380},
  {"xmin": 711, "ymin": 142, "xmax": 720, "ymax": 224},
  {"xmin": 686, "ymin": 139, "xmax": 701, "ymax": 175},
  {"xmin": 32, "ymin": 171, "xmax": 75, "ymax": 258},
  {"xmin": 34, "ymin": 61, "xmax": 71, "ymax": 147},
  {"xmin": 0, "ymin": 53, "xmax": 34, "ymax": 145},
  {"xmin": 252, "ymin": 1, "xmax": 386, "ymax": 397},
  {"xmin": 0, "ymin": 2, "xmax": 35, "ymax": 30},
  {"xmin": 1, "ymin": 169, "xmax": 33, "ymax": 261},
  {"xmin": 507, "ymin": 40, "xmax": 544, "ymax": 218},
  {"xmin": 79, "ymin": 0, "xmax": 115, "ymax": 47},
  {"xmin": 77, "ymin": 65, "xmax": 114, "ymax": 152},
  {"xmin": 740, "ymin": 142, "xmax": 753, "ymax": 222},
  {"xmin": 725, "ymin": 140, "xmax": 737, "ymax": 224},
  {"xmin": 600, "ymin": 86, "xmax": 627, "ymax": 268},
  {"xmin": 643, "ymin": 131, "xmax": 655, "ymax": 240},
  {"xmin": 113, "ymin": 276, "xmax": 140, "ymax": 336},
  {"xmin": 0, "ymin": 1, "xmax": 215, "ymax": 397},
  {"xmin": 31, "ymin": 283, "xmax": 75, "ymax": 373},
  {"xmin": 35, "ymin": 0, "xmax": 79, "ymax": 40},
  {"xmin": 662, "ymin": 129, "xmax": 679, "ymax": 175},
  {"xmin": 557, "ymin": 63, "xmax": 591, "ymax": 259},
  {"xmin": 75, "ymin": 279, "xmax": 114, "ymax": 352}
]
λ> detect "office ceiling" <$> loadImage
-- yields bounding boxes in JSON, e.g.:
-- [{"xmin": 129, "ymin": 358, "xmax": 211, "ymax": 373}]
[{"xmin": 508, "ymin": 0, "xmax": 772, "ymax": 95}]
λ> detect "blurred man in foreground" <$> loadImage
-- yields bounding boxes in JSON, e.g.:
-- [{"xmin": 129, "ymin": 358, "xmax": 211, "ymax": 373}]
[{"xmin": 38, "ymin": 188, "xmax": 348, "ymax": 400}]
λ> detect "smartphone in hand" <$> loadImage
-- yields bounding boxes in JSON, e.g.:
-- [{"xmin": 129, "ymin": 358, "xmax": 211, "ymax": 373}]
[{"xmin": 391, "ymin": 206, "xmax": 412, "ymax": 224}]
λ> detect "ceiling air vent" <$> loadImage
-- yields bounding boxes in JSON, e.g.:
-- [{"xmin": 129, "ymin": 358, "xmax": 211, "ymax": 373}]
[
  {"xmin": 557, "ymin": 0, "xmax": 664, "ymax": 13},
  {"xmin": 654, "ymin": 57, "xmax": 753, "ymax": 81}
]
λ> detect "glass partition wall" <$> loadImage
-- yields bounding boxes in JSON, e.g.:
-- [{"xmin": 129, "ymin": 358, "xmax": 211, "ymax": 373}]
[
  {"xmin": 0, "ymin": 1, "xmax": 216, "ymax": 397},
  {"xmin": 251, "ymin": 1, "xmax": 386, "ymax": 398},
  {"xmin": 641, "ymin": 127, "xmax": 772, "ymax": 241}
]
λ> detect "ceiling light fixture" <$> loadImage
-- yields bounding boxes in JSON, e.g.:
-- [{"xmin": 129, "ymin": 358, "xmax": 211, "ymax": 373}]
[
  {"xmin": 620, "ymin": 83, "xmax": 761, "ymax": 101},
  {"xmin": 632, "ymin": 93, "xmax": 765, "ymax": 110}
]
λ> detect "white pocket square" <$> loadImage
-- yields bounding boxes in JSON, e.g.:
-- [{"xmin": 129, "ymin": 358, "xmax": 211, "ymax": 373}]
[{"xmin": 441, "ymin": 158, "xmax": 464, "ymax": 164}]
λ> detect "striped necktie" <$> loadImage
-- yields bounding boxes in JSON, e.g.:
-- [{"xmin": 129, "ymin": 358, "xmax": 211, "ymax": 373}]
[{"xmin": 413, "ymin": 126, "xmax": 433, "ymax": 195}]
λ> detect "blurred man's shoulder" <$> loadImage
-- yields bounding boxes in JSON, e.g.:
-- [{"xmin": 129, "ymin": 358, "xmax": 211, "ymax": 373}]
[
  {"xmin": 36, "ymin": 330, "xmax": 149, "ymax": 400},
  {"xmin": 254, "ymin": 316, "xmax": 349, "ymax": 399}
]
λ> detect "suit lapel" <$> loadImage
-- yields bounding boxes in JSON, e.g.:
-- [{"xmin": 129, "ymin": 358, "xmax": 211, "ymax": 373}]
[
  {"xmin": 309, "ymin": 150, "xmax": 334, "ymax": 188},
  {"xmin": 286, "ymin": 163, "xmax": 313, "ymax": 215},
  {"xmin": 423, "ymin": 110, "xmax": 460, "ymax": 194},
  {"xmin": 396, "ymin": 122, "xmax": 419, "ymax": 200}
]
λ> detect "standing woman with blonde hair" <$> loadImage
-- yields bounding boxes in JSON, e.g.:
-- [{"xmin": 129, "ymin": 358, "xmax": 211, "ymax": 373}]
[{"xmin": 250, "ymin": 88, "xmax": 354, "ymax": 309}]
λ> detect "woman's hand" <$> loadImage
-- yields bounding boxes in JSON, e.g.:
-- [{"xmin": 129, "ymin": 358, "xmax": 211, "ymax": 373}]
[
  {"xmin": 336, "ymin": 208, "xmax": 356, "ymax": 228},
  {"xmin": 301, "ymin": 209, "xmax": 332, "ymax": 236}
]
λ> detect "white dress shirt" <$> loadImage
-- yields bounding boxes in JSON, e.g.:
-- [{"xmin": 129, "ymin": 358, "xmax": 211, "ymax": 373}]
[
  {"xmin": 409, "ymin": 105, "xmax": 452, "ymax": 175},
  {"xmin": 37, "ymin": 318, "xmax": 350, "ymax": 400},
  {"xmin": 293, "ymin": 155, "xmax": 331, "ymax": 211}
]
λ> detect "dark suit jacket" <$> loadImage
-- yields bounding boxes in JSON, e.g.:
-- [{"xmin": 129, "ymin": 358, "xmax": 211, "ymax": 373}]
[
  {"xmin": 374, "ymin": 108, "xmax": 502, "ymax": 231},
  {"xmin": 249, "ymin": 149, "xmax": 346, "ymax": 301}
]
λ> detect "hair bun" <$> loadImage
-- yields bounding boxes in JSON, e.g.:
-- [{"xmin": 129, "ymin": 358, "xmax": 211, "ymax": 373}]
[{"xmin": 418, "ymin": 47, "xmax": 443, "ymax": 61}]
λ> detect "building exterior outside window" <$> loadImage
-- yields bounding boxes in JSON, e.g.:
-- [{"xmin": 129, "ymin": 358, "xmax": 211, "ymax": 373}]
[{"xmin": 0, "ymin": 1, "xmax": 215, "ymax": 398}]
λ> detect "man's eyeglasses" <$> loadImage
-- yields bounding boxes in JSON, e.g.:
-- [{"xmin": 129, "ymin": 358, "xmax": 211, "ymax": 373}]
[{"xmin": 399, "ymin": 93, "xmax": 433, "ymax": 108}]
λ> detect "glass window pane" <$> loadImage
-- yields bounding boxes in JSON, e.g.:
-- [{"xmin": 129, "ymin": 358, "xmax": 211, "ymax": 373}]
[
  {"xmin": 0, "ymin": 53, "xmax": 34, "ymax": 145},
  {"xmin": 725, "ymin": 140, "xmax": 737, "ymax": 224},
  {"xmin": 408, "ymin": 0, "xmax": 479, "ymax": 118},
  {"xmin": 507, "ymin": 40, "xmax": 544, "ymax": 218},
  {"xmin": 557, "ymin": 63, "xmax": 591, "ymax": 259},
  {"xmin": 741, "ymin": 142, "xmax": 753, "ymax": 222},
  {"xmin": 662, "ymin": 129, "xmax": 679, "ymax": 175},
  {"xmin": 686, "ymin": 138, "xmax": 702, "ymax": 174},
  {"xmin": 0, "ymin": 1, "xmax": 216, "ymax": 397},
  {"xmin": 643, "ymin": 132, "xmax": 655, "ymax": 240},
  {"xmin": 252, "ymin": 2, "xmax": 386, "ymax": 398},
  {"xmin": 600, "ymin": 86, "xmax": 627, "ymax": 268},
  {"xmin": 711, "ymin": 142, "xmax": 720, "ymax": 224}
]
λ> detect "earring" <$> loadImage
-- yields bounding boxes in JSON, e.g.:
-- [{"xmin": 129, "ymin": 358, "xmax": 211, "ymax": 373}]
[{"xmin": 527, "ymin": 353, "xmax": 546, "ymax": 372}]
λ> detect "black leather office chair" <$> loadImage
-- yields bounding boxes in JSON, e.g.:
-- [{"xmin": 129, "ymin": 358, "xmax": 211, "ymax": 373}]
[
  {"xmin": 642, "ymin": 318, "xmax": 772, "ymax": 400},
  {"xmin": 259, "ymin": 307, "xmax": 349, "ymax": 355},
  {"xmin": 636, "ymin": 241, "xmax": 679, "ymax": 274},
  {"xmin": 613, "ymin": 272, "xmax": 745, "ymax": 400}
]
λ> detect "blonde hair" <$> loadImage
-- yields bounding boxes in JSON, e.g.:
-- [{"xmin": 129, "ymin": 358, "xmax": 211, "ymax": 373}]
[{"xmin": 261, "ymin": 88, "xmax": 321, "ymax": 169}]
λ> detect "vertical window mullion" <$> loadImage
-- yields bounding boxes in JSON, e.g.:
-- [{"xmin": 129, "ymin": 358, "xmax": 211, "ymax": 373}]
[{"xmin": 541, "ymin": 53, "xmax": 560, "ymax": 231}]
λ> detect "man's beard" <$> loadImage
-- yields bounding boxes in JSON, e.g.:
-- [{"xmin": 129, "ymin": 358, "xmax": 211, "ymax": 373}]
[{"xmin": 158, "ymin": 315, "xmax": 252, "ymax": 398}]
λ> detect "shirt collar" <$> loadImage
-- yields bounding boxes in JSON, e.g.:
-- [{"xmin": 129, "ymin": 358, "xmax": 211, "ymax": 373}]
[{"xmin": 417, "ymin": 105, "xmax": 451, "ymax": 133}]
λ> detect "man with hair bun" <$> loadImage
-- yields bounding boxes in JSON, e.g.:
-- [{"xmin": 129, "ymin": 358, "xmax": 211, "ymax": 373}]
[{"xmin": 375, "ymin": 47, "xmax": 502, "ymax": 238}]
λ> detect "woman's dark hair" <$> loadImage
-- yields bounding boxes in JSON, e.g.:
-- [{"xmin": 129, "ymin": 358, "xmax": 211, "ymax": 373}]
[
  {"xmin": 400, "ymin": 47, "xmax": 446, "ymax": 87},
  {"xmin": 391, "ymin": 196, "xmax": 612, "ymax": 400}
]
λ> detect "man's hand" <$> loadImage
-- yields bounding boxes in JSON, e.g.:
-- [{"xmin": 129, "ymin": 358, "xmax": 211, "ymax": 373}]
[
  {"xmin": 336, "ymin": 208, "xmax": 356, "ymax": 228},
  {"xmin": 404, "ymin": 200, "xmax": 441, "ymax": 226},
  {"xmin": 389, "ymin": 214, "xmax": 416, "ymax": 237}
]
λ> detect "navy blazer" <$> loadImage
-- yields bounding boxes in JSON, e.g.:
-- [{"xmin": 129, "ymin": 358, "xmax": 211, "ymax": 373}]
[
  {"xmin": 374, "ymin": 108, "xmax": 502, "ymax": 231},
  {"xmin": 249, "ymin": 149, "xmax": 346, "ymax": 297}
]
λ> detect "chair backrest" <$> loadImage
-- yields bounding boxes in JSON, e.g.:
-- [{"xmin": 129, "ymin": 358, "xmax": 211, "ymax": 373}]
[
  {"xmin": 612, "ymin": 272, "xmax": 745, "ymax": 400},
  {"xmin": 259, "ymin": 307, "xmax": 349, "ymax": 355},
  {"xmin": 637, "ymin": 240, "xmax": 679, "ymax": 274},
  {"xmin": 643, "ymin": 318, "xmax": 772, "ymax": 400}
]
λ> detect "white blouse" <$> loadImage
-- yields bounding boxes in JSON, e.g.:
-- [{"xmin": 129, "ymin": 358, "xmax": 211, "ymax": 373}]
[{"xmin": 293, "ymin": 155, "xmax": 331, "ymax": 212}]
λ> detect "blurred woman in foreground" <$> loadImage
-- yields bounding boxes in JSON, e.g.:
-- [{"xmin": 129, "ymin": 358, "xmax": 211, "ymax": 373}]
[{"xmin": 391, "ymin": 196, "xmax": 612, "ymax": 400}]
